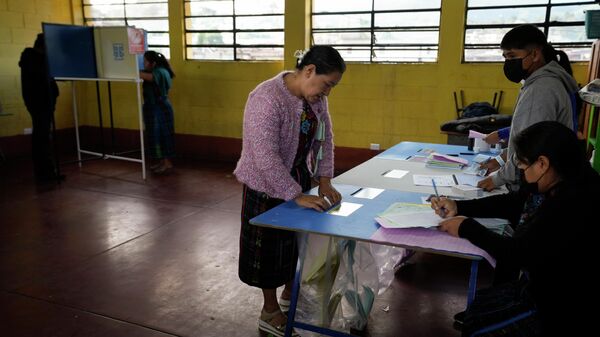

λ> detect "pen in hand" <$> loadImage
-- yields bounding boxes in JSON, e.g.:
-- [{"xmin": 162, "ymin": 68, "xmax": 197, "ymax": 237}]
[{"xmin": 431, "ymin": 178, "xmax": 447, "ymax": 217}]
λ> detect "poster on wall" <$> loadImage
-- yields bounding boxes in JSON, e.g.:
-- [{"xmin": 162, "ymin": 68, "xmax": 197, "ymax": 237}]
[{"xmin": 128, "ymin": 27, "xmax": 146, "ymax": 54}]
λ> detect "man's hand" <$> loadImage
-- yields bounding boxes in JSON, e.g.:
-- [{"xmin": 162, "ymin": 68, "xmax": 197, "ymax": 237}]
[
  {"xmin": 483, "ymin": 131, "xmax": 500, "ymax": 145},
  {"xmin": 477, "ymin": 176, "xmax": 497, "ymax": 191}
]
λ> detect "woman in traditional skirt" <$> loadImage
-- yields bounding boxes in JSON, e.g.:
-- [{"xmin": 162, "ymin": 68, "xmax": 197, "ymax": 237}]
[
  {"xmin": 140, "ymin": 51, "xmax": 176, "ymax": 174},
  {"xmin": 233, "ymin": 45, "xmax": 346, "ymax": 336}
]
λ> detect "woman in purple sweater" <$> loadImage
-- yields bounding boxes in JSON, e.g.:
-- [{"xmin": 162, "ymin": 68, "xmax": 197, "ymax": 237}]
[{"xmin": 234, "ymin": 45, "xmax": 346, "ymax": 336}]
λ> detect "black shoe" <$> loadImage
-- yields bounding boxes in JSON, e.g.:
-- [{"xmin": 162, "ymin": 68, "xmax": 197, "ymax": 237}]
[
  {"xmin": 452, "ymin": 310, "xmax": 465, "ymax": 331},
  {"xmin": 454, "ymin": 310, "xmax": 465, "ymax": 324},
  {"xmin": 35, "ymin": 173, "xmax": 65, "ymax": 184}
]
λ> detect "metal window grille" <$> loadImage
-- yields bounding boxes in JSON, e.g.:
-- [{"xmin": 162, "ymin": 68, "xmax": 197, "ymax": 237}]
[
  {"xmin": 184, "ymin": 0, "xmax": 285, "ymax": 61},
  {"xmin": 464, "ymin": 0, "xmax": 597, "ymax": 62},
  {"xmin": 82, "ymin": 0, "xmax": 170, "ymax": 58},
  {"xmin": 311, "ymin": 0, "xmax": 442, "ymax": 63}
]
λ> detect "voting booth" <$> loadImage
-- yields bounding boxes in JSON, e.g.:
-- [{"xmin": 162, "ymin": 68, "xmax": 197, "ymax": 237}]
[{"xmin": 43, "ymin": 23, "xmax": 149, "ymax": 178}]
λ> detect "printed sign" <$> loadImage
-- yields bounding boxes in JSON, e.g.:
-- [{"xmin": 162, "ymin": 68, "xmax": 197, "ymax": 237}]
[
  {"xmin": 113, "ymin": 43, "xmax": 124, "ymax": 60},
  {"xmin": 128, "ymin": 27, "xmax": 146, "ymax": 54}
]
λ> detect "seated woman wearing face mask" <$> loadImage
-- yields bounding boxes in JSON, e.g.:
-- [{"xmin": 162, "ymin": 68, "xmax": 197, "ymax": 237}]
[
  {"xmin": 477, "ymin": 24, "xmax": 579, "ymax": 193},
  {"xmin": 431, "ymin": 121, "xmax": 599, "ymax": 336}
]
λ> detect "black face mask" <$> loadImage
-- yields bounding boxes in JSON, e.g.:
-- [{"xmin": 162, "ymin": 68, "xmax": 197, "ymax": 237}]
[
  {"xmin": 503, "ymin": 57, "xmax": 528, "ymax": 83},
  {"xmin": 519, "ymin": 169, "xmax": 539, "ymax": 194},
  {"xmin": 518, "ymin": 163, "xmax": 547, "ymax": 195}
]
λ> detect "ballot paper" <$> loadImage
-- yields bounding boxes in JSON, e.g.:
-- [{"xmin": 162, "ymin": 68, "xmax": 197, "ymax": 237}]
[
  {"xmin": 375, "ymin": 202, "xmax": 510, "ymax": 233},
  {"xmin": 413, "ymin": 174, "xmax": 456, "ymax": 187},
  {"xmin": 375, "ymin": 202, "xmax": 441, "ymax": 229}
]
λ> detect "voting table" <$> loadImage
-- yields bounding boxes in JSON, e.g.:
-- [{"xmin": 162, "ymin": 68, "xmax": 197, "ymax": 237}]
[{"xmin": 251, "ymin": 142, "xmax": 502, "ymax": 337}]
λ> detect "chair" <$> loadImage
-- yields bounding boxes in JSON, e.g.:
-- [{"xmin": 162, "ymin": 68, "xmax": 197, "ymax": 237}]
[{"xmin": 586, "ymin": 105, "xmax": 600, "ymax": 173}]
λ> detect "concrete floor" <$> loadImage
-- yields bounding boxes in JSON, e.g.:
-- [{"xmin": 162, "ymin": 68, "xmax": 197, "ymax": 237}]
[{"xmin": 0, "ymin": 157, "xmax": 493, "ymax": 337}]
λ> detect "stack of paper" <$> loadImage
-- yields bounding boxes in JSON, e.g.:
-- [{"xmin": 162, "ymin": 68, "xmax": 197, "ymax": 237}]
[
  {"xmin": 374, "ymin": 202, "xmax": 510, "ymax": 235},
  {"xmin": 426, "ymin": 153, "xmax": 469, "ymax": 170},
  {"xmin": 375, "ymin": 202, "xmax": 441, "ymax": 229}
]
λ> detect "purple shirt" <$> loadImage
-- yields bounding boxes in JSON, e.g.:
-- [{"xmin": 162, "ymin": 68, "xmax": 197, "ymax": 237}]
[{"xmin": 234, "ymin": 72, "xmax": 335, "ymax": 201}]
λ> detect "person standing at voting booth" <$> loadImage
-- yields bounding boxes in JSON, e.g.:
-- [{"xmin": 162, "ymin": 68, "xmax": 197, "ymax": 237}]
[
  {"xmin": 432, "ymin": 121, "xmax": 599, "ymax": 336},
  {"xmin": 19, "ymin": 33, "xmax": 61, "ymax": 183},
  {"xmin": 477, "ymin": 25, "xmax": 578, "ymax": 192},
  {"xmin": 233, "ymin": 45, "xmax": 345, "ymax": 337},
  {"xmin": 139, "ymin": 51, "xmax": 176, "ymax": 175}
]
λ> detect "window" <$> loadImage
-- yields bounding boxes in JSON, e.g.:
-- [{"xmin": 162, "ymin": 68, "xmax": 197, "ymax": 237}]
[
  {"xmin": 82, "ymin": 0, "xmax": 170, "ymax": 58},
  {"xmin": 312, "ymin": 0, "xmax": 442, "ymax": 63},
  {"xmin": 464, "ymin": 0, "xmax": 597, "ymax": 62},
  {"xmin": 184, "ymin": 0, "xmax": 285, "ymax": 61}
]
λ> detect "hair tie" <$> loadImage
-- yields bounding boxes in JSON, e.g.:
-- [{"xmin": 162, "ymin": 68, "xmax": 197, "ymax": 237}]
[{"xmin": 294, "ymin": 48, "xmax": 309, "ymax": 64}]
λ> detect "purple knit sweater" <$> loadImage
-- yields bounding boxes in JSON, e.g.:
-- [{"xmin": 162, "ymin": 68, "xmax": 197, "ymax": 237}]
[{"xmin": 233, "ymin": 72, "xmax": 335, "ymax": 201}]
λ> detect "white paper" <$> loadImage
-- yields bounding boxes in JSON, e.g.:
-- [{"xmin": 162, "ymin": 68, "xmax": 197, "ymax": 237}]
[
  {"xmin": 413, "ymin": 174, "xmax": 456, "ymax": 187},
  {"xmin": 469, "ymin": 130, "xmax": 487, "ymax": 139},
  {"xmin": 379, "ymin": 212, "xmax": 441, "ymax": 228},
  {"xmin": 376, "ymin": 202, "xmax": 441, "ymax": 229},
  {"xmin": 472, "ymin": 154, "xmax": 492, "ymax": 164},
  {"xmin": 454, "ymin": 173, "xmax": 484, "ymax": 187},
  {"xmin": 352, "ymin": 187, "xmax": 384, "ymax": 199},
  {"xmin": 328, "ymin": 202, "xmax": 363, "ymax": 216},
  {"xmin": 462, "ymin": 163, "xmax": 487, "ymax": 176},
  {"xmin": 383, "ymin": 169, "xmax": 409, "ymax": 179}
]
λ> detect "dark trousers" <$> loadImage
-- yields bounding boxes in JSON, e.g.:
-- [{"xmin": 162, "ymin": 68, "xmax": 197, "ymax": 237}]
[{"xmin": 29, "ymin": 107, "xmax": 56, "ymax": 180}]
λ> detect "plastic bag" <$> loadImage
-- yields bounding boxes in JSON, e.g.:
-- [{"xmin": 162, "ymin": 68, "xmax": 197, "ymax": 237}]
[
  {"xmin": 579, "ymin": 78, "xmax": 600, "ymax": 106},
  {"xmin": 295, "ymin": 235, "xmax": 406, "ymax": 335}
]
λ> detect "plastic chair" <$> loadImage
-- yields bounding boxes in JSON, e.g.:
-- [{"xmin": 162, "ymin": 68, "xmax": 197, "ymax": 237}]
[{"xmin": 587, "ymin": 105, "xmax": 600, "ymax": 173}]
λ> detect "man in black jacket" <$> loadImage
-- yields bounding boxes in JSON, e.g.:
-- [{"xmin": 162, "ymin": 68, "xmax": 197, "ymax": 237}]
[{"xmin": 19, "ymin": 33, "xmax": 60, "ymax": 183}]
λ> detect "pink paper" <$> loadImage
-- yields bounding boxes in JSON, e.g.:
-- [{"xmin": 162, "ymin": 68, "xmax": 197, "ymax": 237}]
[
  {"xmin": 370, "ymin": 226, "xmax": 496, "ymax": 267},
  {"xmin": 468, "ymin": 130, "xmax": 487, "ymax": 139}
]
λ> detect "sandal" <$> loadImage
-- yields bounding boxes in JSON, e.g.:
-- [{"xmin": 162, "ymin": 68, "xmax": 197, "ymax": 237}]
[
  {"xmin": 152, "ymin": 164, "xmax": 173, "ymax": 175},
  {"xmin": 149, "ymin": 162, "xmax": 162, "ymax": 170},
  {"xmin": 279, "ymin": 298, "xmax": 291, "ymax": 313},
  {"xmin": 258, "ymin": 309, "xmax": 299, "ymax": 337}
]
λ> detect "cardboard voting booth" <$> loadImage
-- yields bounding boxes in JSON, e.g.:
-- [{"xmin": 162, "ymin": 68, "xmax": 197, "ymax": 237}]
[
  {"xmin": 42, "ymin": 23, "xmax": 149, "ymax": 178},
  {"xmin": 43, "ymin": 23, "xmax": 147, "ymax": 79}
]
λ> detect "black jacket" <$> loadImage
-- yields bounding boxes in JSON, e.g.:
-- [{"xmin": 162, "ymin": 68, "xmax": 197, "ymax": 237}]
[
  {"xmin": 456, "ymin": 165, "xmax": 600, "ymax": 335},
  {"xmin": 18, "ymin": 47, "xmax": 59, "ymax": 113}
]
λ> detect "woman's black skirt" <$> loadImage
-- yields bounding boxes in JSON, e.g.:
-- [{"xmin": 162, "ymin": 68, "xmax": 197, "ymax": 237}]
[{"xmin": 238, "ymin": 164, "xmax": 311, "ymax": 289}]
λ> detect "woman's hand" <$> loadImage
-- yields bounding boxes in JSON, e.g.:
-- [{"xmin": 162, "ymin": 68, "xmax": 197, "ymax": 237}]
[
  {"xmin": 477, "ymin": 176, "xmax": 497, "ymax": 191},
  {"xmin": 294, "ymin": 194, "xmax": 331, "ymax": 212},
  {"xmin": 438, "ymin": 216, "xmax": 467, "ymax": 237},
  {"xmin": 318, "ymin": 177, "xmax": 342, "ymax": 206},
  {"xmin": 430, "ymin": 197, "xmax": 457, "ymax": 218}
]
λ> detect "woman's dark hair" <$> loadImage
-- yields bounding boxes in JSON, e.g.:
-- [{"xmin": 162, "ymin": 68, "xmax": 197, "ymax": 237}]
[
  {"xmin": 514, "ymin": 121, "xmax": 586, "ymax": 181},
  {"xmin": 144, "ymin": 50, "xmax": 175, "ymax": 78},
  {"xmin": 500, "ymin": 24, "xmax": 572, "ymax": 75},
  {"xmin": 296, "ymin": 45, "xmax": 346, "ymax": 75}
]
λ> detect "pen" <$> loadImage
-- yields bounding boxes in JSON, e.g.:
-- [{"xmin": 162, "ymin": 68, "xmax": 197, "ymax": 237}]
[{"xmin": 431, "ymin": 178, "xmax": 447, "ymax": 217}]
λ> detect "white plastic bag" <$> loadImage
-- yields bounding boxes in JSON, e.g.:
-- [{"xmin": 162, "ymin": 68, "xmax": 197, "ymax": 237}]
[{"xmin": 295, "ymin": 235, "xmax": 406, "ymax": 335}]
